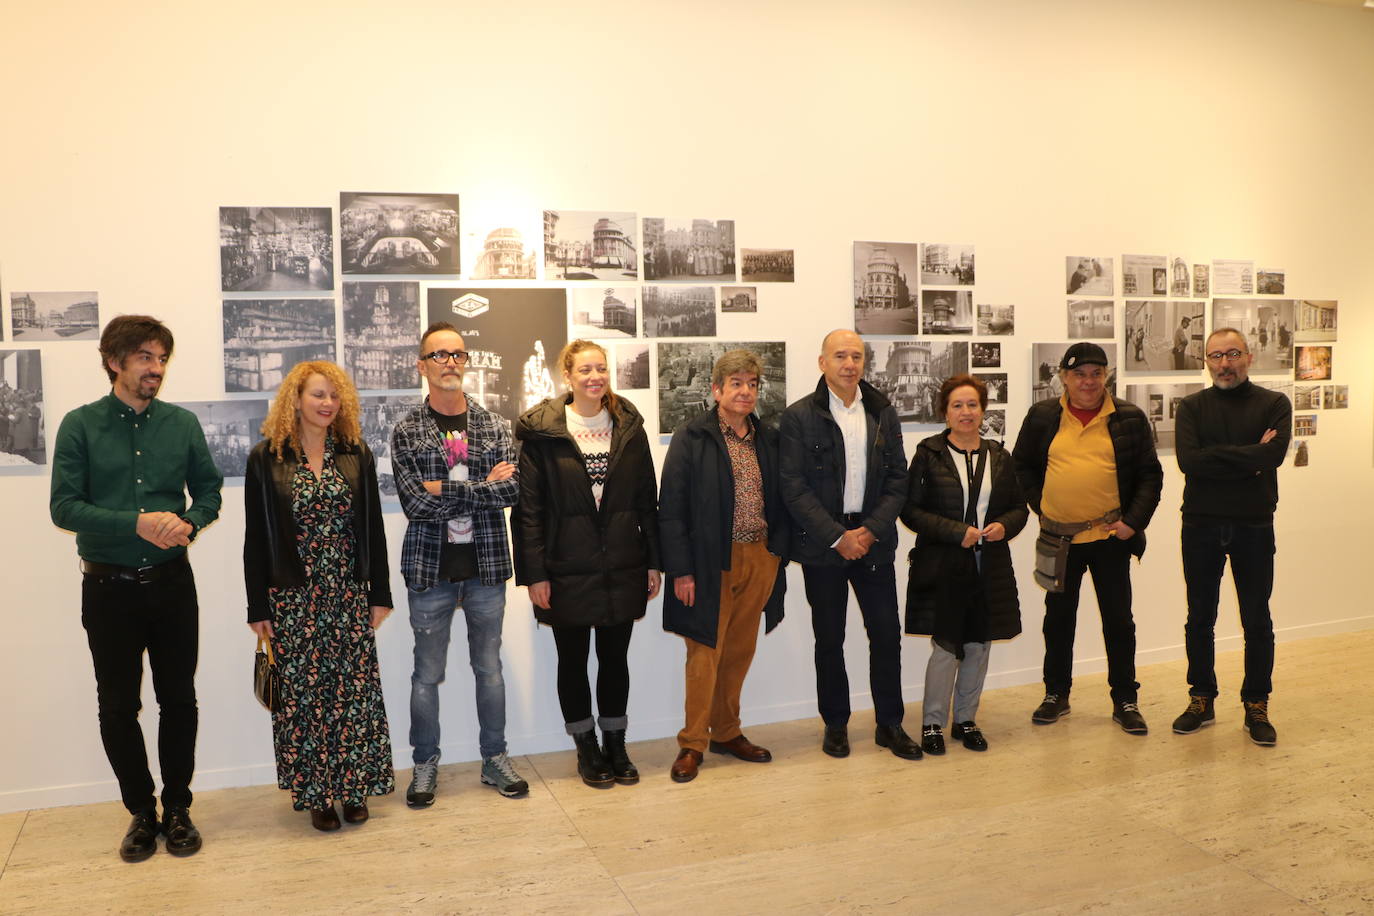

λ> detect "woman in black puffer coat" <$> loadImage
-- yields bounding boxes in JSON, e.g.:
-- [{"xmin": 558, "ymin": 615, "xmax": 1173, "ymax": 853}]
[{"xmin": 900, "ymin": 374, "xmax": 1027, "ymax": 755}]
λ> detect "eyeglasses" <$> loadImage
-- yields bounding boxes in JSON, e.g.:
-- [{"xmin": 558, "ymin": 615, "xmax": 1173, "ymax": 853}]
[
  {"xmin": 1205, "ymin": 349, "xmax": 1247, "ymax": 363},
  {"xmin": 421, "ymin": 349, "xmax": 469, "ymax": 365}
]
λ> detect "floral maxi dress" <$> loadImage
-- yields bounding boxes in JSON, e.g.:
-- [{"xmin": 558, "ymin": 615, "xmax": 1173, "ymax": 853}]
[{"xmin": 269, "ymin": 446, "xmax": 394, "ymax": 810}]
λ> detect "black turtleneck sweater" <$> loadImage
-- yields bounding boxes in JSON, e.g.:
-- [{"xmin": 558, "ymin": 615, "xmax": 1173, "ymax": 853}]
[{"xmin": 1174, "ymin": 380, "xmax": 1292, "ymax": 524}]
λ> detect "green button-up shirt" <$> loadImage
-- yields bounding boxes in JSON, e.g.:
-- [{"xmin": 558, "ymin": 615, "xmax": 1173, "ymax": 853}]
[{"xmin": 50, "ymin": 394, "xmax": 223, "ymax": 568}]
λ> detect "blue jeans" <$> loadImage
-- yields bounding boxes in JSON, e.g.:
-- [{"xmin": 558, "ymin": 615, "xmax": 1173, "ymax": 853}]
[
  {"xmin": 408, "ymin": 579, "xmax": 508, "ymax": 763},
  {"xmin": 1182, "ymin": 522, "xmax": 1275, "ymax": 701}
]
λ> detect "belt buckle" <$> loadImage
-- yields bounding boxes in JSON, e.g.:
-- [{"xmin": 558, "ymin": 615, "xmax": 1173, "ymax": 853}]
[{"xmin": 135, "ymin": 566, "xmax": 157, "ymax": 585}]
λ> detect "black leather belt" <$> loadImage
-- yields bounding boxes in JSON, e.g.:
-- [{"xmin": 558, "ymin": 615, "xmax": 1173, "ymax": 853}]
[
  {"xmin": 841, "ymin": 512, "xmax": 865, "ymax": 527},
  {"xmin": 80, "ymin": 553, "xmax": 189, "ymax": 585}
]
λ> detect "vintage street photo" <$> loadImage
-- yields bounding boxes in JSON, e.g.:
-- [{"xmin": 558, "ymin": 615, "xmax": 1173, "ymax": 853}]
[
  {"xmin": 1032, "ymin": 342, "xmax": 1117, "ymax": 402},
  {"xmin": 1066, "ymin": 257, "xmax": 1113, "ymax": 295},
  {"xmin": 1124, "ymin": 300, "xmax": 1205, "ymax": 372},
  {"xmin": 1294, "ymin": 414, "xmax": 1317, "ymax": 437},
  {"xmin": 642, "ymin": 285, "xmax": 716, "ymax": 337},
  {"xmin": 971, "ymin": 342, "xmax": 1001, "ymax": 368},
  {"xmin": 980, "ymin": 409, "xmax": 1006, "ymax": 443},
  {"xmin": 223, "ymin": 299, "xmax": 337, "ymax": 393},
  {"xmin": 8, "ymin": 291, "xmax": 98, "ymax": 340},
  {"xmin": 343, "ymin": 281, "xmax": 421, "ymax": 391},
  {"xmin": 1168, "ymin": 257, "xmax": 1192, "ymax": 298},
  {"xmin": 1121, "ymin": 254, "xmax": 1166, "ymax": 297},
  {"xmin": 1257, "ymin": 268, "xmax": 1286, "ymax": 295},
  {"xmin": 1212, "ymin": 259, "xmax": 1255, "ymax": 295},
  {"xmin": 740, "ymin": 248, "xmax": 794, "ymax": 282},
  {"xmin": 1122, "ymin": 383, "xmax": 1204, "ymax": 452},
  {"xmin": 721, "ymin": 286, "xmax": 757, "ymax": 313},
  {"xmin": 615, "ymin": 342, "xmax": 650, "ymax": 390},
  {"xmin": 974, "ymin": 372, "xmax": 1008, "ymax": 405},
  {"xmin": 543, "ymin": 210, "xmax": 638, "ymax": 281},
  {"xmin": 1295, "ymin": 299, "xmax": 1337, "ymax": 343},
  {"xmin": 853, "ymin": 241, "xmax": 918, "ymax": 334},
  {"xmin": 339, "ymin": 192, "xmax": 459, "ymax": 275},
  {"xmin": 1067, "ymin": 299, "xmax": 1114, "ymax": 339},
  {"xmin": 921, "ymin": 289, "xmax": 973, "ymax": 335},
  {"xmin": 922, "ymin": 244, "xmax": 975, "ymax": 285},
  {"xmin": 1295, "ymin": 345, "xmax": 1332, "ymax": 381},
  {"xmin": 360, "ymin": 394, "xmax": 422, "ymax": 498},
  {"xmin": 1211, "ymin": 298, "xmax": 1295, "ymax": 372},
  {"xmin": 976, "ymin": 304, "xmax": 1014, "ymax": 335},
  {"xmin": 865, "ymin": 339, "xmax": 970, "ymax": 424},
  {"xmin": 465, "ymin": 205, "xmax": 539, "ymax": 280},
  {"xmin": 656, "ymin": 341, "xmax": 785, "ymax": 435},
  {"xmin": 0, "ymin": 349, "xmax": 45, "ymax": 466},
  {"xmin": 569, "ymin": 287, "xmax": 638, "ymax": 339},
  {"xmin": 1322, "ymin": 385, "xmax": 1348, "ymax": 409},
  {"xmin": 172, "ymin": 399, "xmax": 268, "ymax": 479},
  {"xmin": 221, "ymin": 207, "xmax": 334, "ymax": 291},
  {"xmin": 642, "ymin": 217, "xmax": 735, "ymax": 282},
  {"xmin": 1193, "ymin": 263, "xmax": 1210, "ymax": 298}
]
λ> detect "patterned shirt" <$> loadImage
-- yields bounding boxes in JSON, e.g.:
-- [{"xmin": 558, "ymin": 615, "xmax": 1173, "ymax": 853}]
[
  {"xmin": 565, "ymin": 405, "xmax": 612, "ymax": 508},
  {"xmin": 719, "ymin": 412, "xmax": 766, "ymax": 543}
]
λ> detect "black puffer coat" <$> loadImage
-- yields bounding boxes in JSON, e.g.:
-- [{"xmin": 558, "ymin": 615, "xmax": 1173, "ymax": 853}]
[
  {"xmin": 899, "ymin": 431, "xmax": 1027, "ymax": 641},
  {"xmin": 512, "ymin": 394, "xmax": 661, "ymax": 628}
]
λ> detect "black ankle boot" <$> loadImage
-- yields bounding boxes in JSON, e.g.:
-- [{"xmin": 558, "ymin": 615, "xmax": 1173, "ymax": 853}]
[
  {"xmin": 572, "ymin": 729, "xmax": 614, "ymax": 788},
  {"xmin": 601, "ymin": 729, "xmax": 639, "ymax": 785}
]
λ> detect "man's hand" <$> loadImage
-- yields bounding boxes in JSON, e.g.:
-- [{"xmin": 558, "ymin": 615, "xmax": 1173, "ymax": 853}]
[
  {"xmin": 528, "ymin": 580, "xmax": 552, "ymax": 609},
  {"xmin": 1259, "ymin": 428, "xmax": 1277, "ymax": 445},
  {"xmin": 647, "ymin": 569, "xmax": 662, "ymax": 601},
  {"xmin": 422, "ymin": 480, "xmax": 444, "ymax": 496},
  {"xmin": 835, "ymin": 528, "xmax": 871, "ymax": 561},
  {"xmin": 674, "ymin": 574, "xmax": 696, "ymax": 607},
  {"xmin": 369, "ymin": 606, "xmax": 392, "ymax": 629},
  {"xmin": 136, "ymin": 511, "xmax": 192, "ymax": 549},
  {"xmin": 982, "ymin": 522, "xmax": 1006, "ymax": 542},
  {"xmin": 1105, "ymin": 520, "xmax": 1136, "ymax": 540},
  {"xmin": 487, "ymin": 461, "xmax": 516, "ymax": 482}
]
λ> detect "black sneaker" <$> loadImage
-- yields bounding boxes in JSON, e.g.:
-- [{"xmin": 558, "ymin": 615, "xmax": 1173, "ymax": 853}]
[
  {"xmin": 1031, "ymin": 693, "xmax": 1070, "ymax": 724},
  {"xmin": 1112, "ymin": 701, "xmax": 1149, "ymax": 735},
  {"xmin": 1243, "ymin": 700, "xmax": 1277, "ymax": 746},
  {"xmin": 920, "ymin": 724, "xmax": 946, "ymax": 756},
  {"xmin": 1172, "ymin": 695, "xmax": 1215, "ymax": 734},
  {"xmin": 951, "ymin": 721, "xmax": 988, "ymax": 752}
]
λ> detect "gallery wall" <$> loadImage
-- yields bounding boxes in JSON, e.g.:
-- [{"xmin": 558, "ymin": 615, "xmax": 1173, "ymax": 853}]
[{"xmin": 2, "ymin": 0, "xmax": 1372, "ymax": 811}]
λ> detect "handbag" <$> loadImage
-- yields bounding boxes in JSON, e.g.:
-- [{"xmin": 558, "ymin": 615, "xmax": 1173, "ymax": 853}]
[{"xmin": 253, "ymin": 635, "xmax": 279, "ymax": 712}]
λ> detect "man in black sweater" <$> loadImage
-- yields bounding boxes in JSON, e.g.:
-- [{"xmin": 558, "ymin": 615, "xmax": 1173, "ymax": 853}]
[{"xmin": 1172, "ymin": 327, "xmax": 1292, "ymax": 746}]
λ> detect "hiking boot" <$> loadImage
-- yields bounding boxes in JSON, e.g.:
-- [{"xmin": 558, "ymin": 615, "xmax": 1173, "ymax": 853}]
[
  {"xmin": 572, "ymin": 730, "xmax": 615, "ymax": 788},
  {"xmin": 406, "ymin": 755, "xmax": 439, "ymax": 808},
  {"xmin": 602, "ymin": 729, "xmax": 640, "ymax": 785},
  {"xmin": 480, "ymin": 752, "xmax": 530, "ymax": 797},
  {"xmin": 1243, "ymin": 700, "xmax": 1277, "ymax": 746},
  {"xmin": 1113, "ymin": 701, "xmax": 1149, "ymax": 735},
  {"xmin": 1172, "ymin": 695, "xmax": 1215, "ymax": 734},
  {"xmin": 1032, "ymin": 693, "xmax": 1070, "ymax": 724}
]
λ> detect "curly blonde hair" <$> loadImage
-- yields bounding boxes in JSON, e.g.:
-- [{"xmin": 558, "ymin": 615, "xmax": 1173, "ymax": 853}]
[{"xmin": 261, "ymin": 360, "xmax": 363, "ymax": 459}]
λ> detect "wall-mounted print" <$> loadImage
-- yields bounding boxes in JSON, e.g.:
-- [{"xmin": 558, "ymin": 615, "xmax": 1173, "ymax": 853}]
[
  {"xmin": 865, "ymin": 339, "xmax": 969, "ymax": 424},
  {"xmin": 9, "ymin": 291, "xmax": 98, "ymax": 340},
  {"xmin": 1066, "ymin": 256, "xmax": 1114, "ymax": 296},
  {"xmin": 1257, "ymin": 268, "xmax": 1286, "ymax": 295},
  {"xmin": 1293, "ymin": 385, "xmax": 1320, "ymax": 411},
  {"xmin": 464, "ymin": 203, "xmax": 538, "ymax": 279},
  {"xmin": 0, "ymin": 349, "xmax": 45, "ymax": 466},
  {"xmin": 614, "ymin": 342, "xmax": 651, "ymax": 391},
  {"xmin": 656, "ymin": 341, "xmax": 785, "ymax": 435},
  {"xmin": 973, "ymin": 372, "xmax": 1008, "ymax": 405},
  {"xmin": 569, "ymin": 287, "xmax": 638, "ymax": 339},
  {"xmin": 720, "ymin": 286, "xmax": 757, "ymax": 313},
  {"xmin": 643, "ymin": 285, "xmax": 716, "ymax": 338},
  {"xmin": 971, "ymin": 342, "xmax": 1001, "ymax": 368},
  {"xmin": 1211, "ymin": 298, "xmax": 1295, "ymax": 372},
  {"xmin": 543, "ymin": 210, "xmax": 638, "ymax": 281},
  {"xmin": 221, "ymin": 207, "xmax": 334, "ymax": 291},
  {"xmin": 1124, "ymin": 300, "xmax": 1205, "ymax": 372},
  {"xmin": 740, "ymin": 248, "xmax": 794, "ymax": 282},
  {"xmin": 1293, "ymin": 439, "xmax": 1309, "ymax": 467},
  {"xmin": 343, "ymin": 281, "xmax": 421, "ymax": 391},
  {"xmin": 1322, "ymin": 385, "xmax": 1348, "ymax": 409},
  {"xmin": 1067, "ymin": 299, "xmax": 1114, "ymax": 339},
  {"xmin": 1295, "ymin": 299, "xmax": 1337, "ymax": 343},
  {"xmin": 1167, "ymin": 256, "xmax": 1192, "ymax": 298},
  {"xmin": 1295, "ymin": 345, "xmax": 1332, "ymax": 381},
  {"xmin": 172, "ymin": 399, "xmax": 269, "ymax": 479},
  {"xmin": 921, "ymin": 243, "xmax": 975, "ymax": 286},
  {"xmin": 426, "ymin": 287, "xmax": 567, "ymax": 425},
  {"xmin": 853, "ymin": 241, "xmax": 918, "ymax": 335},
  {"xmin": 921, "ymin": 289, "xmax": 973, "ymax": 335},
  {"xmin": 339, "ymin": 192, "xmax": 459, "ymax": 275},
  {"xmin": 642, "ymin": 217, "xmax": 735, "ymax": 282},
  {"xmin": 1256, "ymin": 380, "xmax": 1294, "ymax": 410},
  {"xmin": 976, "ymin": 304, "xmax": 1014, "ymax": 336},
  {"xmin": 1193, "ymin": 263, "xmax": 1210, "ymax": 298},
  {"xmin": 1121, "ymin": 254, "xmax": 1166, "ymax": 297},
  {"xmin": 1122, "ymin": 383, "xmax": 1204, "ymax": 452},
  {"xmin": 1294, "ymin": 414, "xmax": 1317, "ymax": 437},
  {"xmin": 1031, "ymin": 342, "xmax": 1117, "ymax": 403},
  {"xmin": 223, "ymin": 299, "xmax": 337, "ymax": 393},
  {"xmin": 359, "ymin": 394, "xmax": 423, "ymax": 498},
  {"xmin": 1212, "ymin": 259, "xmax": 1254, "ymax": 296},
  {"xmin": 980, "ymin": 409, "xmax": 1006, "ymax": 443}
]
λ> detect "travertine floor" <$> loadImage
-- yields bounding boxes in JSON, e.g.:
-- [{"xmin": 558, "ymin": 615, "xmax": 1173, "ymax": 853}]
[{"xmin": 3, "ymin": 630, "xmax": 1371, "ymax": 915}]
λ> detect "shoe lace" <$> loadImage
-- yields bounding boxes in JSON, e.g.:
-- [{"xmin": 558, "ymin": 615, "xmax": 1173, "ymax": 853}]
[
  {"xmin": 411, "ymin": 757, "xmax": 438, "ymax": 792},
  {"xmin": 1244, "ymin": 700, "xmax": 1270, "ymax": 724},
  {"xmin": 1185, "ymin": 696, "xmax": 1209, "ymax": 715},
  {"xmin": 1042, "ymin": 694, "xmax": 1061, "ymax": 705},
  {"xmin": 486, "ymin": 752, "xmax": 521, "ymax": 784},
  {"xmin": 1118, "ymin": 702, "xmax": 1141, "ymax": 714}
]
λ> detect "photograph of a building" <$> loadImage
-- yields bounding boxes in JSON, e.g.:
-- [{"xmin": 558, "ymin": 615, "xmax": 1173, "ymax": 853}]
[
  {"xmin": 615, "ymin": 342, "xmax": 650, "ymax": 391},
  {"xmin": 543, "ymin": 210, "xmax": 638, "ymax": 281},
  {"xmin": 1169, "ymin": 257, "xmax": 1191, "ymax": 297},
  {"xmin": 8, "ymin": 291, "xmax": 99, "ymax": 340},
  {"xmin": 643, "ymin": 286, "xmax": 716, "ymax": 338},
  {"xmin": 656, "ymin": 340, "xmax": 785, "ymax": 434},
  {"xmin": 1067, "ymin": 298, "xmax": 1115, "ymax": 339},
  {"xmin": 1257, "ymin": 269, "xmax": 1286, "ymax": 295},
  {"xmin": 720, "ymin": 286, "xmax": 758, "ymax": 313},
  {"xmin": 343, "ymin": 281, "xmax": 421, "ymax": 391},
  {"xmin": 921, "ymin": 243, "xmax": 975, "ymax": 285},
  {"xmin": 172, "ymin": 399, "xmax": 269, "ymax": 479},
  {"xmin": 0, "ymin": 349, "xmax": 45, "ymax": 466},
  {"xmin": 740, "ymin": 248, "xmax": 794, "ymax": 282},
  {"xmin": 339, "ymin": 192, "xmax": 459, "ymax": 274},
  {"xmin": 921, "ymin": 289, "xmax": 973, "ymax": 335},
  {"xmin": 569, "ymin": 287, "xmax": 638, "ymax": 339},
  {"xmin": 465, "ymin": 202, "xmax": 539, "ymax": 279},
  {"xmin": 222, "ymin": 299, "xmax": 337, "ymax": 393},
  {"xmin": 1211, "ymin": 298, "xmax": 1295, "ymax": 372},
  {"xmin": 360, "ymin": 394, "xmax": 423, "ymax": 497},
  {"xmin": 1121, "ymin": 254, "xmax": 1166, "ymax": 297},
  {"xmin": 221, "ymin": 207, "xmax": 334, "ymax": 291},
  {"xmin": 1322, "ymin": 385, "xmax": 1348, "ymax": 409},
  {"xmin": 853, "ymin": 241, "xmax": 917, "ymax": 335},
  {"xmin": 864, "ymin": 339, "xmax": 969, "ymax": 424},
  {"xmin": 1295, "ymin": 299, "xmax": 1337, "ymax": 343},
  {"xmin": 642, "ymin": 217, "xmax": 735, "ymax": 282}
]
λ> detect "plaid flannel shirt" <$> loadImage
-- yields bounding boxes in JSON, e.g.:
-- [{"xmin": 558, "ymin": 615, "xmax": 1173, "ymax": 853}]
[{"xmin": 391, "ymin": 396, "xmax": 518, "ymax": 590}]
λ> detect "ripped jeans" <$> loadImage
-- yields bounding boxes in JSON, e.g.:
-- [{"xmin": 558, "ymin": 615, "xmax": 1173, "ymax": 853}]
[{"xmin": 407, "ymin": 579, "xmax": 508, "ymax": 763}]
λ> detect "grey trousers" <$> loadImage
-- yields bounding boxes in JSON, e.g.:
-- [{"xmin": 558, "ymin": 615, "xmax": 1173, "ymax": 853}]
[{"xmin": 921, "ymin": 640, "xmax": 990, "ymax": 727}]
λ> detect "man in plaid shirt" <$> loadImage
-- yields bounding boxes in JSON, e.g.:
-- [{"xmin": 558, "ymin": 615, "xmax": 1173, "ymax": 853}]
[{"xmin": 391, "ymin": 321, "xmax": 527, "ymax": 804}]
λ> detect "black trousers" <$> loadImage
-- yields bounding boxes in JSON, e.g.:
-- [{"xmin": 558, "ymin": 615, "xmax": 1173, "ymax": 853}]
[
  {"xmin": 81, "ymin": 561, "xmax": 199, "ymax": 814},
  {"xmin": 549, "ymin": 620, "xmax": 634, "ymax": 729},
  {"xmin": 1182, "ymin": 522, "xmax": 1275, "ymax": 701},
  {"xmin": 1042, "ymin": 536, "xmax": 1139, "ymax": 703},
  {"xmin": 802, "ymin": 560, "xmax": 905, "ymax": 728}
]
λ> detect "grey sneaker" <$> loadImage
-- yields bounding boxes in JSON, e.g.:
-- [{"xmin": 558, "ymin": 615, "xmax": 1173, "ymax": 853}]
[
  {"xmin": 481, "ymin": 753, "xmax": 530, "ymax": 797},
  {"xmin": 407, "ymin": 755, "xmax": 439, "ymax": 808}
]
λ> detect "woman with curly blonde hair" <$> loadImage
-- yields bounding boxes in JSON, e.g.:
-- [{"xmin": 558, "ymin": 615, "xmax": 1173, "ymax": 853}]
[{"xmin": 244, "ymin": 360, "xmax": 395, "ymax": 831}]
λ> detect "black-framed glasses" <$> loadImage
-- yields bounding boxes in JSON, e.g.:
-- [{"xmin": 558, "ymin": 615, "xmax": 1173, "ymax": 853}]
[
  {"xmin": 421, "ymin": 349, "xmax": 469, "ymax": 365},
  {"xmin": 1205, "ymin": 349, "xmax": 1246, "ymax": 363}
]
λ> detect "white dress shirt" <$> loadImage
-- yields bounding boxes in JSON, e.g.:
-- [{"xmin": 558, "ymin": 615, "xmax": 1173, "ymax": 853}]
[{"xmin": 828, "ymin": 386, "xmax": 867, "ymax": 514}]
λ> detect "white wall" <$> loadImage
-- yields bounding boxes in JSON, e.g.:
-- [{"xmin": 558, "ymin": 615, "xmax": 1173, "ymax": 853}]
[{"xmin": 3, "ymin": 0, "xmax": 1372, "ymax": 812}]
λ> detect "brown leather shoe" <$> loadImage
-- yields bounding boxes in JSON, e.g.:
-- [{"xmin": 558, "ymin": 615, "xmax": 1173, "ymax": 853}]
[
  {"xmin": 342, "ymin": 802, "xmax": 369, "ymax": 824},
  {"xmin": 670, "ymin": 748, "xmax": 703, "ymax": 783},
  {"xmin": 708, "ymin": 734, "xmax": 772, "ymax": 763},
  {"xmin": 310, "ymin": 805, "xmax": 341, "ymax": 832}
]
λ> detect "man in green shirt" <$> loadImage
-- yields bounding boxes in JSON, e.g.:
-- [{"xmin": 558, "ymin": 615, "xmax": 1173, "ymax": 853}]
[{"xmin": 50, "ymin": 315, "xmax": 222, "ymax": 863}]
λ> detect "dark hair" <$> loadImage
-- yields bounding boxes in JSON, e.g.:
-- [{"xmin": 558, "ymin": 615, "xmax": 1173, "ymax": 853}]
[
  {"xmin": 558, "ymin": 338, "xmax": 621, "ymax": 421},
  {"xmin": 419, "ymin": 321, "xmax": 462, "ymax": 355},
  {"xmin": 936, "ymin": 373, "xmax": 987, "ymax": 415},
  {"xmin": 711, "ymin": 349, "xmax": 763, "ymax": 389},
  {"xmin": 99, "ymin": 315, "xmax": 174, "ymax": 383}
]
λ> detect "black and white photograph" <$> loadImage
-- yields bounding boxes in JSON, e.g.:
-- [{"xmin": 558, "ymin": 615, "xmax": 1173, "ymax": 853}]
[
  {"xmin": 1031, "ymin": 342, "xmax": 1116, "ymax": 403},
  {"xmin": 1257, "ymin": 380, "xmax": 1294, "ymax": 410},
  {"xmin": 614, "ymin": 342, "xmax": 650, "ymax": 391},
  {"xmin": 971, "ymin": 342, "xmax": 1001, "ymax": 368},
  {"xmin": 973, "ymin": 372, "xmax": 1008, "ymax": 405},
  {"xmin": 426, "ymin": 287, "xmax": 567, "ymax": 425},
  {"xmin": 465, "ymin": 204, "xmax": 539, "ymax": 280},
  {"xmin": 921, "ymin": 289, "xmax": 973, "ymax": 335},
  {"xmin": 543, "ymin": 210, "xmax": 638, "ymax": 281},
  {"xmin": 1124, "ymin": 300, "xmax": 1205, "ymax": 372},
  {"xmin": 1168, "ymin": 257, "xmax": 1192, "ymax": 298},
  {"xmin": 1322, "ymin": 385, "xmax": 1348, "ymax": 409},
  {"xmin": 740, "ymin": 248, "xmax": 794, "ymax": 282},
  {"xmin": 1212, "ymin": 259, "xmax": 1255, "ymax": 296},
  {"xmin": 223, "ymin": 299, "xmax": 337, "ymax": 393},
  {"xmin": 1211, "ymin": 298, "xmax": 1295, "ymax": 372},
  {"xmin": 1295, "ymin": 299, "xmax": 1337, "ymax": 343},
  {"xmin": 343, "ymin": 281, "xmax": 421, "ymax": 391},
  {"xmin": 976, "ymin": 304, "xmax": 1015, "ymax": 335},
  {"xmin": 1294, "ymin": 414, "xmax": 1317, "ymax": 437},
  {"xmin": 853, "ymin": 241, "xmax": 918, "ymax": 334},
  {"xmin": 1066, "ymin": 256, "xmax": 1113, "ymax": 295},
  {"xmin": 1193, "ymin": 263, "xmax": 1210, "ymax": 298},
  {"xmin": 642, "ymin": 285, "xmax": 716, "ymax": 338},
  {"xmin": 720, "ymin": 286, "xmax": 757, "ymax": 313},
  {"xmin": 1295, "ymin": 345, "xmax": 1332, "ymax": 381},
  {"xmin": 0, "ymin": 349, "xmax": 45, "ymax": 466},
  {"xmin": 642, "ymin": 217, "xmax": 735, "ymax": 282},
  {"xmin": 1123, "ymin": 383, "xmax": 1204, "ymax": 452},
  {"xmin": 8, "ymin": 291, "xmax": 99, "ymax": 340},
  {"xmin": 980, "ymin": 409, "xmax": 1006, "ymax": 443},
  {"xmin": 865, "ymin": 339, "xmax": 969, "ymax": 424},
  {"xmin": 1293, "ymin": 386, "xmax": 1320, "ymax": 411},
  {"xmin": 1257, "ymin": 268, "xmax": 1286, "ymax": 295},
  {"xmin": 656, "ymin": 341, "xmax": 785, "ymax": 435},
  {"xmin": 1293, "ymin": 439, "xmax": 1310, "ymax": 468},
  {"xmin": 569, "ymin": 287, "xmax": 638, "ymax": 339},
  {"xmin": 1067, "ymin": 299, "xmax": 1114, "ymax": 339},
  {"xmin": 1121, "ymin": 254, "xmax": 1166, "ymax": 297},
  {"xmin": 171, "ymin": 399, "xmax": 268, "ymax": 479},
  {"xmin": 339, "ymin": 192, "xmax": 459, "ymax": 275},
  {"xmin": 221, "ymin": 207, "xmax": 334, "ymax": 291},
  {"xmin": 360, "ymin": 394, "xmax": 423, "ymax": 498},
  {"xmin": 921, "ymin": 243, "xmax": 975, "ymax": 285}
]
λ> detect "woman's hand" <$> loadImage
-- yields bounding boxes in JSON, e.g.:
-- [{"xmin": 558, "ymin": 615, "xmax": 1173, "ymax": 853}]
[
  {"xmin": 369, "ymin": 606, "xmax": 392, "ymax": 629},
  {"xmin": 982, "ymin": 522, "xmax": 1006, "ymax": 542},
  {"xmin": 529, "ymin": 580, "xmax": 552, "ymax": 609},
  {"xmin": 249, "ymin": 619, "xmax": 274, "ymax": 639},
  {"xmin": 647, "ymin": 569, "xmax": 662, "ymax": 601},
  {"xmin": 961, "ymin": 526, "xmax": 982, "ymax": 549}
]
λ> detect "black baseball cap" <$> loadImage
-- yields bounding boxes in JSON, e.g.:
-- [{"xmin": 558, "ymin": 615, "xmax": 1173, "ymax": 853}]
[{"xmin": 1060, "ymin": 342, "xmax": 1109, "ymax": 369}]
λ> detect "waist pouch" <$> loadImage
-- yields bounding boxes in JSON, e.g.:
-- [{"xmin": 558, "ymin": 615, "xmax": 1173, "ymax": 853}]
[{"xmin": 1032, "ymin": 509, "xmax": 1121, "ymax": 592}]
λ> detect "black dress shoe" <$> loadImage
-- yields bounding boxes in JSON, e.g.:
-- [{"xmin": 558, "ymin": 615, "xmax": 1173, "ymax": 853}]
[
  {"xmin": 951, "ymin": 721, "xmax": 989, "ymax": 752},
  {"xmin": 310, "ymin": 805, "xmax": 342, "ymax": 832},
  {"xmin": 920, "ymin": 724, "xmax": 946, "ymax": 756},
  {"xmin": 160, "ymin": 807, "xmax": 202, "ymax": 857},
  {"xmin": 821, "ymin": 725, "xmax": 850, "ymax": 758},
  {"xmin": 874, "ymin": 724, "xmax": 923, "ymax": 760},
  {"xmin": 342, "ymin": 802, "xmax": 369, "ymax": 824},
  {"xmin": 119, "ymin": 810, "xmax": 159, "ymax": 863}
]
